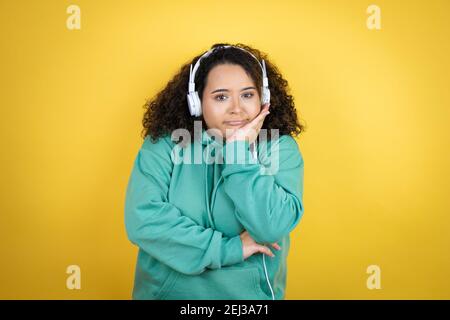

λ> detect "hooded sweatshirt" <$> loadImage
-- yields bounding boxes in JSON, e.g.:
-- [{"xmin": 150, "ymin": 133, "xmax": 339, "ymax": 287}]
[{"xmin": 124, "ymin": 129, "xmax": 304, "ymax": 300}]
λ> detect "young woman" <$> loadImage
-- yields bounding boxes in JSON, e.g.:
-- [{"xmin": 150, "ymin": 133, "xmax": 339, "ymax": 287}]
[{"xmin": 125, "ymin": 43, "xmax": 305, "ymax": 300}]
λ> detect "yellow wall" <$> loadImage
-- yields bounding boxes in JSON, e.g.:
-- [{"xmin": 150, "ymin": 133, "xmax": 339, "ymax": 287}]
[{"xmin": 1, "ymin": 0, "xmax": 449, "ymax": 299}]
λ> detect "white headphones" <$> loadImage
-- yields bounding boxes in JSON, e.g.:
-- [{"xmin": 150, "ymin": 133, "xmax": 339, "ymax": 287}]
[{"xmin": 187, "ymin": 45, "xmax": 271, "ymax": 117}]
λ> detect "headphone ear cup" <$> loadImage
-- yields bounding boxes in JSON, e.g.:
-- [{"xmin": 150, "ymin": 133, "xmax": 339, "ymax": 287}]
[
  {"xmin": 187, "ymin": 92, "xmax": 196, "ymax": 116},
  {"xmin": 193, "ymin": 91, "xmax": 202, "ymax": 116},
  {"xmin": 261, "ymin": 87, "xmax": 271, "ymax": 105},
  {"xmin": 187, "ymin": 91, "xmax": 202, "ymax": 116}
]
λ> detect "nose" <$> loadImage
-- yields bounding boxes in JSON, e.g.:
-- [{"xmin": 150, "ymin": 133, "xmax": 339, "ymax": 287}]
[{"xmin": 229, "ymin": 95, "xmax": 245, "ymax": 114}]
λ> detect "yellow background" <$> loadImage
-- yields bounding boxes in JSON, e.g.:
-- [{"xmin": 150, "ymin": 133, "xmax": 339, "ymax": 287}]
[{"xmin": 1, "ymin": 0, "xmax": 449, "ymax": 299}]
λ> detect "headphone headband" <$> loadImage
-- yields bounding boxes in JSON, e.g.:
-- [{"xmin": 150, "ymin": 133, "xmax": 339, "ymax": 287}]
[{"xmin": 189, "ymin": 46, "xmax": 266, "ymax": 87}]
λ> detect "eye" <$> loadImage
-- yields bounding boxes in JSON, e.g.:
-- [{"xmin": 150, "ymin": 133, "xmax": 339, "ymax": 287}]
[
  {"xmin": 242, "ymin": 92, "xmax": 254, "ymax": 99},
  {"xmin": 214, "ymin": 94, "xmax": 227, "ymax": 101}
]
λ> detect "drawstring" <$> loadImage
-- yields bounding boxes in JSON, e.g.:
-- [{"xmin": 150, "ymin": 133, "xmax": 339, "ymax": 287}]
[
  {"xmin": 262, "ymin": 254, "xmax": 275, "ymax": 300},
  {"xmin": 204, "ymin": 144, "xmax": 215, "ymax": 228}
]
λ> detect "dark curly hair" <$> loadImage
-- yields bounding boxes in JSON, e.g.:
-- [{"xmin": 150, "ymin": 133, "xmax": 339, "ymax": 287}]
[{"xmin": 142, "ymin": 42, "xmax": 305, "ymax": 143}]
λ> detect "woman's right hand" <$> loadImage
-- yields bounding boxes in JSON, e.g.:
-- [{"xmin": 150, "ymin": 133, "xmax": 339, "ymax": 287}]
[{"xmin": 239, "ymin": 230, "xmax": 281, "ymax": 260}]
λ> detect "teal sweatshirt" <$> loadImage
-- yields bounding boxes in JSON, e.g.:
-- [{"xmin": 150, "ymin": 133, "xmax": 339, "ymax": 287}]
[{"xmin": 124, "ymin": 129, "xmax": 304, "ymax": 300}]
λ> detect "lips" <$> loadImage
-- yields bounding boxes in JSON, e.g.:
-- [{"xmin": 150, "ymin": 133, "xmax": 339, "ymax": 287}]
[{"xmin": 223, "ymin": 120, "xmax": 248, "ymax": 126}]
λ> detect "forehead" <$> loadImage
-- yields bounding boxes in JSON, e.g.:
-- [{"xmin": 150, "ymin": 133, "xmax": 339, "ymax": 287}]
[{"xmin": 205, "ymin": 64, "xmax": 255, "ymax": 88}]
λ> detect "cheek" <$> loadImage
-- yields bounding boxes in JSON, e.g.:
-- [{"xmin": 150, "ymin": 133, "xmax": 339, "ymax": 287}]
[
  {"xmin": 203, "ymin": 104, "xmax": 225, "ymax": 125},
  {"xmin": 249, "ymin": 105, "xmax": 261, "ymax": 119}
]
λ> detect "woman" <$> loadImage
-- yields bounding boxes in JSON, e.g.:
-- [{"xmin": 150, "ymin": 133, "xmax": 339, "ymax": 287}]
[{"xmin": 124, "ymin": 43, "xmax": 305, "ymax": 300}]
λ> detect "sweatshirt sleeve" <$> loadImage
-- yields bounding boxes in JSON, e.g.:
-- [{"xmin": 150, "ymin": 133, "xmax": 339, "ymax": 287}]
[
  {"xmin": 124, "ymin": 135, "xmax": 244, "ymax": 276},
  {"xmin": 221, "ymin": 135, "xmax": 304, "ymax": 244}
]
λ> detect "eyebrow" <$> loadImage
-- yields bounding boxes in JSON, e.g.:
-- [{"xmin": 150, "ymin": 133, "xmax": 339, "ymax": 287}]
[{"xmin": 210, "ymin": 86, "xmax": 256, "ymax": 94}]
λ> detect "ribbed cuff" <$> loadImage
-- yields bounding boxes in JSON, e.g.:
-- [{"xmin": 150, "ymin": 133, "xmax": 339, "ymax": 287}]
[{"xmin": 220, "ymin": 235, "xmax": 244, "ymax": 266}]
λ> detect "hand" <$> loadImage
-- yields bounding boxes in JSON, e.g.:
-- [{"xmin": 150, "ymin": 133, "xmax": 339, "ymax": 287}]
[
  {"xmin": 225, "ymin": 103, "xmax": 270, "ymax": 145},
  {"xmin": 239, "ymin": 230, "xmax": 281, "ymax": 260}
]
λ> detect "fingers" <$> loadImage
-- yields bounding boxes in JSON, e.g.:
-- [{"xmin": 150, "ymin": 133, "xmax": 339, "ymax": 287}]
[
  {"xmin": 226, "ymin": 104, "xmax": 270, "ymax": 143},
  {"xmin": 261, "ymin": 103, "xmax": 270, "ymax": 110},
  {"xmin": 271, "ymin": 242, "xmax": 281, "ymax": 251},
  {"xmin": 258, "ymin": 245, "xmax": 275, "ymax": 258},
  {"xmin": 241, "ymin": 105, "xmax": 269, "ymax": 135},
  {"xmin": 256, "ymin": 104, "xmax": 270, "ymax": 122},
  {"xmin": 247, "ymin": 104, "xmax": 270, "ymax": 126}
]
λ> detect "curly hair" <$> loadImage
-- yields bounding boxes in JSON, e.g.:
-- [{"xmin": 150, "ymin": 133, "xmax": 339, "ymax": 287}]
[{"xmin": 142, "ymin": 42, "xmax": 305, "ymax": 143}]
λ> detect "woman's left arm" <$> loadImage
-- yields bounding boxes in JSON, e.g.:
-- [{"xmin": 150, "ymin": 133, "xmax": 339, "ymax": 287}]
[{"xmin": 221, "ymin": 135, "xmax": 304, "ymax": 244}]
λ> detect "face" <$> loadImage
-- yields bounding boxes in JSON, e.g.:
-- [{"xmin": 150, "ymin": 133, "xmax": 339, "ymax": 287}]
[{"xmin": 201, "ymin": 63, "xmax": 261, "ymax": 139}]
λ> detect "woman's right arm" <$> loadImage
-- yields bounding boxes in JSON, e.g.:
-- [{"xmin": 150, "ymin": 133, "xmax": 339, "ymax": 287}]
[{"xmin": 124, "ymin": 135, "xmax": 245, "ymax": 276}]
